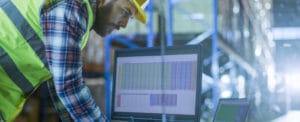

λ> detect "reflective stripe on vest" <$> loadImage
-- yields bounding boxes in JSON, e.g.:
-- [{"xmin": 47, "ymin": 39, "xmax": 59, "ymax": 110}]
[
  {"xmin": 0, "ymin": 47, "xmax": 34, "ymax": 94},
  {"xmin": 2, "ymin": 0, "xmax": 48, "ymax": 65}
]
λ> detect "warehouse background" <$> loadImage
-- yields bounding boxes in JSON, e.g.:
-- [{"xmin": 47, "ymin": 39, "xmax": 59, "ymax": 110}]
[{"xmin": 15, "ymin": 0, "xmax": 300, "ymax": 122}]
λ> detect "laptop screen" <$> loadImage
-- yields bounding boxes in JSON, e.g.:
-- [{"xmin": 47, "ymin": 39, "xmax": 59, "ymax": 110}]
[
  {"xmin": 111, "ymin": 45, "xmax": 202, "ymax": 121},
  {"xmin": 214, "ymin": 99, "xmax": 250, "ymax": 122}
]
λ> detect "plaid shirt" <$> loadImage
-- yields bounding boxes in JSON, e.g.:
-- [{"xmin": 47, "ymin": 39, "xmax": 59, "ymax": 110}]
[{"xmin": 41, "ymin": 0, "xmax": 106, "ymax": 121}]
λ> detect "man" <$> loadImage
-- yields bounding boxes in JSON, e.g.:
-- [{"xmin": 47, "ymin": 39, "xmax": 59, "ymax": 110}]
[{"xmin": 0, "ymin": 0, "xmax": 147, "ymax": 121}]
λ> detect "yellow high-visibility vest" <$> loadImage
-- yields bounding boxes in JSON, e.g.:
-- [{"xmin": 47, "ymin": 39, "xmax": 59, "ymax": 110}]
[{"xmin": 0, "ymin": 0, "xmax": 94, "ymax": 121}]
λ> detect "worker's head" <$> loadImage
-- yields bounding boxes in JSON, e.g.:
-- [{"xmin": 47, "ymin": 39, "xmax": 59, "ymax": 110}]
[{"xmin": 93, "ymin": 0, "xmax": 148, "ymax": 36}]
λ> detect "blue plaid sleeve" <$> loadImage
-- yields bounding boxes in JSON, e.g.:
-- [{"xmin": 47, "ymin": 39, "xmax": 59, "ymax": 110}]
[{"xmin": 41, "ymin": 0, "xmax": 106, "ymax": 121}]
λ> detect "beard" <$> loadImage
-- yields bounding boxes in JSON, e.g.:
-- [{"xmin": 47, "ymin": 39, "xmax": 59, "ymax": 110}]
[{"xmin": 93, "ymin": 1, "xmax": 116, "ymax": 37}]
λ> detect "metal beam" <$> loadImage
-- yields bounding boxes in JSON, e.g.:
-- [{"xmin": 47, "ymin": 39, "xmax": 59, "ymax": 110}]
[
  {"xmin": 187, "ymin": 28, "xmax": 213, "ymax": 45},
  {"xmin": 218, "ymin": 39, "xmax": 257, "ymax": 78},
  {"xmin": 146, "ymin": 0, "xmax": 155, "ymax": 47}
]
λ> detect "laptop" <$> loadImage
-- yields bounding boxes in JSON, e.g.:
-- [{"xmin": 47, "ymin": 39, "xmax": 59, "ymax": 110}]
[
  {"xmin": 213, "ymin": 99, "xmax": 250, "ymax": 122},
  {"xmin": 111, "ymin": 45, "xmax": 203, "ymax": 121}
]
